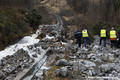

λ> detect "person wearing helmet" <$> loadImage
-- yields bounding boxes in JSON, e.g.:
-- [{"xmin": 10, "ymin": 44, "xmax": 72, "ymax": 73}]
[
  {"xmin": 75, "ymin": 29, "xmax": 82, "ymax": 47},
  {"xmin": 99, "ymin": 27, "xmax": 107, "ymax": 47},
  {"xmin": 82, "ymin": 28, "xmax": 91, "ymax": 47},
  {"xmin": 109, "ymin": 27, "xmax": 118, "ymax": 48}
]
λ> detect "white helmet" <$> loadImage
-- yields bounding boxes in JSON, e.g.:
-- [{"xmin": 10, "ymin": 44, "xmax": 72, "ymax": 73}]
[{"xmin": 111, "ymin": 27, "xmax": 114, "ymax": 30}]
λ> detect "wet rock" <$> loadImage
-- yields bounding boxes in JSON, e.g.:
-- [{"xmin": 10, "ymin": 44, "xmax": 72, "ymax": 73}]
[
  {"xmin": 69, "ymin": 56, "xmax": 76, "ymax": 59},
  {"xmin": 0, "ymin": 49, "xmax": 31, "ymax": 79},
  {"xmin": 67, "ymin": 40, "xmax": 74, "ymax": 44},
  {"xmin": 50, "ymin": 31, "xmax": 57, "ymax": 36},
  {"xmin": 92, "ymin": 45, "xmax": 100, "ymax": 50},
  {"xmin": 24, "ymin": 63, "xmax": 30, "ymax": 67},
  {"xmin": 56, "ymin": 67, "xmax": 68, "ymax": 77},
  {"xmin": 0, "ymin": 71, "xmax": 5, "ymax": 79},
  {"xmin": 69, "ymin": 61, "xmax": 75, "ymax": 66},
  {"xmin": 79, "ymin": 60, "xmax": 96, "ymax": 68},
  {"xmin": 78, "ymin": 62, "xmax": 87, "ymax": 71},
  {"xmin": 94, "ymin": 58, "xmax": 102, "ymax": 63},
  {"xmin": 42, "ymin": 44, "xmax": 49, "ymax": 49},
  {"xmin": 82, "ymin": 47, "xmax": 89, "ymax": 52},
  {"xmin": 39, "ymin": 42, "xmax": 50, "ymax": 50},
  {"xmin": 56, "ymin": 59, "xmax": 68, "ymax": 66},
  {"xmin": 101, "ymin": 53, "xmax": 109, "ymax": 62},
  {"xmin": 32, "ymin": 54, "xmax": 38, "ymax": 58},
  {"xmin": 94, "ymin": 67, "xmax": 101, "ymax": 76},
  {"xmin": 108, "ymin": 54, "xmax": 114, "ymax": 61},
  {"xmin": 27, "ymin": 45, "xmax": 34, "ymax": 50},
  {"xmin": 29, "ymin": 59, "xmax": 34, "ymax": 63},
  {"xmin": 111, "ymin": 70, "xmax": 118, "ymax": 76},
  {"xmin": 38, "ymin": 33, "xmax": 46, "ymax": 39},
  {"xmin": 5, "ymin": 77, "xmax": 12, "ymax": 80},
  {"xmin": 46, "ymin": 49, "xmax": 53, "ymax": 56},
  {"xmin": 118, "ymin": 73, "xmax": 120, "ymax": 78},
  {"xmin": 99, "ymin": 63, "xmax": 114, "ymax": 73},
  {"xmin": 34, "ymin": 48, "xmax": 41, "ymax": 54},
  {"xmin": 113, "ymin": 62, "xmax": 120, "ymax": 71},
  {"xmin": 60, "ymin": 67, "xmax": 68, "ymax": 77},
  {"xmin": 70, "ymin": 60, "xmax": 96, "ymax": 73},
  {"xmin": 56, "ymin": 69, "xmax": 61, "ymax": 76},
  {"xmin": 88, "ymin": 68, "xmax": 96, "ymax": 76},
  {"xmin": 68, "ymin": 45, "xmax": 78, "ymax": 53}
]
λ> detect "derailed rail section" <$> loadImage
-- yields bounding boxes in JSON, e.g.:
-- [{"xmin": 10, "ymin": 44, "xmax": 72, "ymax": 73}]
[
  {"xmin": 14, "ymin": 48, "xmax": 50, "ymax": 80},
  {"xmin": 87, "ymin": 76, "xmax": 120, "ymax": 80},
  {"xmin": 22, "ymin": 56, "xmax": 47, "ymax": 80}
]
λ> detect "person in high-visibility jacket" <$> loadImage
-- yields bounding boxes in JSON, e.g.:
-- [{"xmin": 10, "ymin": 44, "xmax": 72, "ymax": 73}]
[
  {"xmin": 109, "ymin": 27, "xmax": 118, "ymax": 48},
  {"xmin": 82, "ymin": 28, "xmax": 91, "ymax": 47},
  {"xmin": 99, "ymin": 27, "xmax": 107, "ymax": 47}
]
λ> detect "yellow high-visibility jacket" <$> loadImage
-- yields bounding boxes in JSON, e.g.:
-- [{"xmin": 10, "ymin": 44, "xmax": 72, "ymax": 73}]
[
  {"xmin": 100, "ymin": 29, "xmax": 106, "ymax": 37},
  {"xmin": 110, "ymin": 30, "xmax": 117, "ymax": 38},
  {"xmin": 82, "ymin": 30, "xmax": 88, "ymax": 37}
]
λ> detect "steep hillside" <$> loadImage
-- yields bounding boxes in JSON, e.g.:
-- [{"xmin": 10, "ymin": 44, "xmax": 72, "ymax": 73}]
[
  {"xmin": 41, "ymin": 0, "xmax": 120, "ymax": 36},
  {"xmin": 0, "ymin": 0, "xmax": 56, "ymax": 50},
  {"xmin": 0, "ymin": 8, "xmax": 42, "ymax": 50},
  {"xmin": 0, "ymin": 0, "xmax": 36, "ymax": 9}
]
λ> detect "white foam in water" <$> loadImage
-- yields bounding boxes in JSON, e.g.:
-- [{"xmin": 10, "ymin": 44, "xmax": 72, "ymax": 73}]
[
  {"xmin": 0, "ymin": 25, "xmax": 55, "ymax": 61},
  {"xmin": 0, "ymin": 27, "xmax": 41, "ymax": 60}
]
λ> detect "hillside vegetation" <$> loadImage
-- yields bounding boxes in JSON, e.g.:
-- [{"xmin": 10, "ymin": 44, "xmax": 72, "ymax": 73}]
[
  {"xmin": 67, "ymin": 0, "xmax": 120, "ymax": 23},
  {"xmin": 0, "ymin": 8, "xmax": 42, "ymax": 50},
  {"xmin": 66, "ymin": 0, "xmax": 120, "ymax": 35},
  {"xmin": 0, "ymin": 0, "xmax": 43, "ymax": 50},
  {"xmin": 0, "ymin": 0, "xmax": 35, "ymax": 9}
]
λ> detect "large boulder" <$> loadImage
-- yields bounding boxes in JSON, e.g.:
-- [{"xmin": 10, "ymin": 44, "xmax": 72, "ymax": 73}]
[
  {"xmin": 56, "ymin": 59, "xmax": 69, "ymax": 66},
  {"xmin": 99, "ymin": 63, "xmax": 114, "ymax": 73}
]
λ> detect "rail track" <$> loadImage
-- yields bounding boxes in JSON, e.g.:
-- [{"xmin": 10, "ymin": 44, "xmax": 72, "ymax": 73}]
[
  {"xmin": 14, "ymin": 2, "xmax": 64, "ymax": 80},
  {"xmin": 1, "ymin": 65, "xmax": 21, "ymax": 80},
  {"xmin": 28, "ymin": 7, "xmax": 64, "ymax": 80},
  {"xmin": 0, "ymin": 0, "xmax": 65, "ymax": 80}
]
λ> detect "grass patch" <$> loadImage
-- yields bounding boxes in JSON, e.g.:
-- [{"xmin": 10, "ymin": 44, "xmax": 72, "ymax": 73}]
[{"xmin": 43, "ymin": 66, "xmax": 71, "ymax": 80}]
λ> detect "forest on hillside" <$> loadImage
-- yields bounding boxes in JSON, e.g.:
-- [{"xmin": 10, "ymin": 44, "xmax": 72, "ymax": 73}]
[
  {"xmin": 67, "ymin": 0, "xmax": 120, "ymax": 24},
  {"xmin": 0, "ymin": 0, "xmax": 36, "ymax": 9}
]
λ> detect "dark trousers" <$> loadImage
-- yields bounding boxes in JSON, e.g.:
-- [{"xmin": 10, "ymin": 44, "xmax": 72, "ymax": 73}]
[
  {"xmin": 111, "ymin": 40, "xmax": 117, "ymax": 48},
  {"xmin": 117, "ymin": 38, "xmax": 120, "ymax": 48},
  {"xmin": 83, "ymin": 37, "xmax": 91, "ymax": 47},
  {"xmin": 99, "ymin": 37, "xmax": 106, "ymax": 47},
  {"xmin": 77, "ymin": 39, "xmax": 81, "ymax": 47}
]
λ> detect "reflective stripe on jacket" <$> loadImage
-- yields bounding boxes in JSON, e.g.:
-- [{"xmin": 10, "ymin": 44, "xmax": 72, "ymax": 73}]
[
  {"xmin": 82, "ymin": 30, "xmax": 88, "ymax": 37},
  {"xmin": 110, "ymin": 30, "xmax": 117, "ymax": 38},
  {"xmin": 100, "ymin": 29, "xmax": 106, "ymax": 37}
]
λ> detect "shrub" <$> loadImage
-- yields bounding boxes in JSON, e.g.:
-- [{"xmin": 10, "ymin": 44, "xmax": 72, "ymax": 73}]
[{"xmin": 0, "ymin": 8, "xmax": 42, "ymax": 50}]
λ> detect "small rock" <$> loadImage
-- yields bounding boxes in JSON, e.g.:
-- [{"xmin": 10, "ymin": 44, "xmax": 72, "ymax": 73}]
[
  {"xmin": 56, "ymin": 69, "xmax": 61, "ymax": 76},
  {"xmin": 32, "ymin": 54, "xmax": 38, "ymax": 58},
  {"xmin": 24, "ymin": 63, "xmax": 30, "ymax": 67}
]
